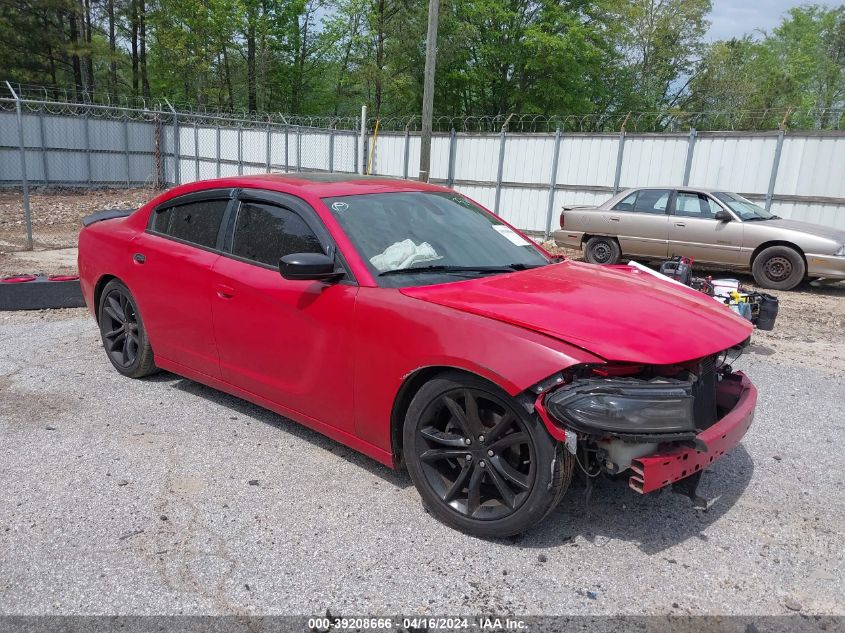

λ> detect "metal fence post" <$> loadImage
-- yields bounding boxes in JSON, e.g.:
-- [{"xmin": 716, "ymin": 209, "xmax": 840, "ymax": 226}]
[
  {"xmin": 403, "ymin": 127, "xmax": 410, "ymax": 179},
  {"xmin": 612, "ymin": 130, "xmax": 626, "ymax": 194},
  {"xmin": 83, "ymin": 110, "xmax": 92, "ymax": 187},
  {"xmin": 284, "ymin": 124, "xmax": 289, "ymax": 172},
  {"xmin": 353, "ymin": 124, "xmax": 359, "ymax": 175},
  {"xmin": 124, "ymin": 116, "xmax": 131, "ymax": 186},
  {"xmin": 216, "ymin": 122, "xmax": 221, "ymax": 178},
  {"xmin": 296, "ymin": 126, "xmax": 302, "ymax": 172},
  {"xmin": 266, "ymin": 117, "xmax": 272, "ymax": 173},
  {"xmin": 447, "ymin": 128, "xmax": 457, "ymax": 187},
  {"xmin": 544, "ymin": 128, "xmax": 562, "ymax": 240},
  {"xmin": 165, "ymin": 99, "xmax": 180, "ymax": 185},
  {"xmin": 6, "ymin": 82, "xmax": 33, "ymax": 250},
  {"xmin": 494, "ymin": 132, "xmax": 507, "ymax": 214},
  {"xmin": 37, "ymin": 108, "xmax": 49, "ymax": 187},
  {"xmin": 682, "ymin": 128, "xmax": 697, "ymax": 186},
  {"xmin": 766, "ymin": 129, "xmax": 786, "ymax": 211},
  {"xmin": 359, "ymin": 106, "xmax": 367, "ymax": 174},
  {"xmin": 194, "ymin": 122, "xmax": 200, "ymax": 182},
  {"xmin": 329, "ymin": 126, "xmax": 335, "ymax": 173},
  {"xmin": 237, "ymin": 124, "xmax": 243, "ymax": 175}
]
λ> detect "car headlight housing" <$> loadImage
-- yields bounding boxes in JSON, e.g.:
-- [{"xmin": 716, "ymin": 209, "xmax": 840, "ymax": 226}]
[{"xmin": 545, "ymin": 377, "xmax": 695, "ymax": 434}]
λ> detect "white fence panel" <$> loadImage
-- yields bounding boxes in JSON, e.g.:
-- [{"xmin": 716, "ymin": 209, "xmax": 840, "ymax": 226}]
[
  {"xmin": 776, "ymin": 135, "xmax": 845, "ymax": 200},
  {"xmin": 619, "ymin": 135, "xmax": 688, "ymax": 188},
  {"xmin": 688, "ymin": 134, "xmax": 778, "ymax": 194},
  {"xmin": 557, "ymin": 135, "xmax": 618, "ymax": 188}
]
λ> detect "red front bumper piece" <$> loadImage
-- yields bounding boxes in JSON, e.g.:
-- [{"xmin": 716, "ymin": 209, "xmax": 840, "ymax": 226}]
[{"xmin": 629, "ymin": 372, "xmax": 756, "ymax": 495}]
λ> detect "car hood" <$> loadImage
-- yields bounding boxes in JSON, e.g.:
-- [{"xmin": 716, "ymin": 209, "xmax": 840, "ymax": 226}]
[
  {"xmin": 753, "ymin": 218, "xmax": 845, "ymax": 244},
  {"xmin": 400, "ymin": 261, "xmax": 752, "ymax": 365}
]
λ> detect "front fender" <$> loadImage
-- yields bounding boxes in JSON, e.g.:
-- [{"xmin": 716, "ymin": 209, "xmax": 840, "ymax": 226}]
[{"xmin": 351, "ymin": 288, "xmax": 604, "ymax": 453}]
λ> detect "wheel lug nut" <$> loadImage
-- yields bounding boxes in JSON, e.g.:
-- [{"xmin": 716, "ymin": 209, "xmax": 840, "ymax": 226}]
[
  {"xmin": 487, "ymin": 449, "xmax": 494, "ymax": 457},
  {"xmin": 465, "ymin": 454, "xmax": 472, "ymax": 461},
  {"xmin": 464, "ymin": 438, "xmax": 472, "ymax": 445},
  {"xmin": 478, "ymin": 435, "xmax": 485, "ymax": 442},
  {"xmin": 479, "ymin": 461, "xmax": 486, "ymax": 468}
]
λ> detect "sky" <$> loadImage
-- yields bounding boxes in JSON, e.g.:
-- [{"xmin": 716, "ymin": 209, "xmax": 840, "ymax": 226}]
[{"xmin": 706, "ymin": 0, "xmax": 841, "ymax": 41}]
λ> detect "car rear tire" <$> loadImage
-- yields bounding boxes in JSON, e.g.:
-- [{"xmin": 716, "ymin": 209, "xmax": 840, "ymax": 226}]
[
  {"xmin": 403, "ymin": 372, "xmax": 573, "ymax": 538},
  {"xmin": 584, "ymin": 236, "xmax": 622, "ymax": 265},
  {"xmin": 98, "ymin": 279, "xmax": 158, "ymax": 378},
  {"xmin": 752, "ymin": 246, "xmax": 805, "ymax": 290}
]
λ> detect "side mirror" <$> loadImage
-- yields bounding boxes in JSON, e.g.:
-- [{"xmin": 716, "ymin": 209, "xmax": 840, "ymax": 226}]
[
  {"xmin": 279, "ymin": 252, "xmax": 343, "ymax": 281},
  {"xmin": 714, "ymin": 209, "xmax": 731, "ymax": 222}
]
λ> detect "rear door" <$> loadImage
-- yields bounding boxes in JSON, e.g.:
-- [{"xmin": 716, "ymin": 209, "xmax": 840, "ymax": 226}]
[
  {"xmin": 668, "ymin": 191, "xmax": 743, "ymax": 264},
  {"xmin": 131, "ymin": 189, "xmax": 235, "ymax": 378},
  {"xmin": 607, "ymin": 189, "xmax": 671, "ymax": 258},
  {"xmin": 210, "ymin": 190, "xmax": 357, "ymax": 433}
]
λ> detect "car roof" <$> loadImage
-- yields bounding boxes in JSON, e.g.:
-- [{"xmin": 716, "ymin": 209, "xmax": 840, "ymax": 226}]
[{"xmin": 171, "ymin": 173, "xmax": 452, "ymax": 199}]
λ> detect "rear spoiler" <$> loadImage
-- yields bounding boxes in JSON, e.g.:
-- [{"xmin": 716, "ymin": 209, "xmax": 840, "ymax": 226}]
[
  {"xmin": 562, "ymin": 205, "xmax": 595, "ymax": 212},
  {"xmin": 81, "ymin": 208, "xmax": 135, "ymax": 227}
]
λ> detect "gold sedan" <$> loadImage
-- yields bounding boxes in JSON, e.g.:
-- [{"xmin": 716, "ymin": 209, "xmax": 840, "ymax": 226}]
[{"xmin": 553, "ymin": 187, "xmax": 845, "ymax": 290}]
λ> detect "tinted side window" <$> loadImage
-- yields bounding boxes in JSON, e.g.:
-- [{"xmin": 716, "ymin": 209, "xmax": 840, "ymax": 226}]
[
  {"xmin": 232, "ymin": 202, "xmax": 323, "ymax": 266},
  {"xmin": 630, "ymin": 189, "xmax": 670, "ymax": 214},
  {"xmin": 151, "ymin": 199, "xmax": 228, "ymax": 248},
  {"xmin": 675, "ymin": 192, "xmax": 721, "ymax": 219}
]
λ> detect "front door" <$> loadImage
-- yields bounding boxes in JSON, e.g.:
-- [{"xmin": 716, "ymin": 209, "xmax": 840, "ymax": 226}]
[
  {"xmin": 668, "ymin": 191, "xmax": 743, "ymax": 264},
  {"xmin": 210, "ymin": 192, "xmax": 357, "ymax": 433},
  {"xmin": 608, "ymin": 188, "xmax": 671, "ymax": 259}
]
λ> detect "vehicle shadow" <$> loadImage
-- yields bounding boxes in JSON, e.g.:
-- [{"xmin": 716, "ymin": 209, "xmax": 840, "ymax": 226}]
[
  {"xmin": 160, "ymin": 373, "xmax": 413, "ymax": 489},
  {"xmin": 512, "ymin": 444, "xmax": 755, "ymax": 554},
  {"xmin": 147, "ymin": 372, "xmax": 754, "ymax": 553}
]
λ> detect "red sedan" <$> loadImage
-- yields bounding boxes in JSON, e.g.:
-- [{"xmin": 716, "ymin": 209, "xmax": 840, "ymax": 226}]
[{"xmin": 78, "ymin": 174, "xmax": 756, "ymax": 537}]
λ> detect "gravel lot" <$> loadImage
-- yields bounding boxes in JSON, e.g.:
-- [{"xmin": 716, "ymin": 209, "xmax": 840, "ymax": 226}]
[{"xmin": 1, "ymin": 306, "xmax": 843, "ymax": 617}]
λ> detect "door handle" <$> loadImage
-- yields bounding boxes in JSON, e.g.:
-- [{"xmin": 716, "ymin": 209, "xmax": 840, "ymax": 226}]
[
  {"xmin": 610, "ymin": 216, "xmax": 620, "ymax": 221},
  {"xmin": 133, "ymin": 253, "xmax": 146, "ymax": 264},
  {"xmin": 674, "ymin": 222, "xmax": 686, "ymax": 227},
  {"xmin": 216, "ymin": 284, "xmax": 235, "ymax": 299}
]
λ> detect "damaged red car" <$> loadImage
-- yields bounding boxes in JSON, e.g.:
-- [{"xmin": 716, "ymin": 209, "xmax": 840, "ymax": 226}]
[{"xmin": 78, "ymin": 174, "xmax": 756, "ymax": 537}]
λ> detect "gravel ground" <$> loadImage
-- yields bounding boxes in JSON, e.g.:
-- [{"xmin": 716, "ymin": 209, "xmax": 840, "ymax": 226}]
[
  {"xmin": 0, "ymin": 309, "xmax": 843, "ymax": 617},
  {"xmin": 0, "ymin": 188, "xmax": 156, "ymax": 252}
]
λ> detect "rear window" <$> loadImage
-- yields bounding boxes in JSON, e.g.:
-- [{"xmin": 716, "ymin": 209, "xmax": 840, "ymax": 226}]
[{"xmin": 151, "ymin": 199, "xmax": 228, "ymax": 248}]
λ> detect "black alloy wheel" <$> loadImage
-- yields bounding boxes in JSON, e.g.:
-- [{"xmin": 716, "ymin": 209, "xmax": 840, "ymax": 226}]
[
  {"xmin": 404, "ymin": 372, "xmax": 573, "ymax": 537},
  {"xmin": 415, "ymin": 387, "xmax": 535, "ymax": 520},
  {"xmin": 98, "ymin": 279, "xmax": 157, "ymax": 378},
  {"xmin": 102, "ymin": 288, "xmax": 140, "ymax": 368}
]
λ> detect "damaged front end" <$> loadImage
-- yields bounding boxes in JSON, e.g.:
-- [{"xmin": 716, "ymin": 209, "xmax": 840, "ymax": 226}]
[{"xmin": 532, "ymin": 347, "xmax": 756, "ymax": 509}]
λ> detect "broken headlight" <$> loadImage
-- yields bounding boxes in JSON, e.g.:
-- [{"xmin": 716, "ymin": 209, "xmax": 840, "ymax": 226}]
[{"xmin": 545, "ymin": 377, "xmax": 695, "ymax": 434}]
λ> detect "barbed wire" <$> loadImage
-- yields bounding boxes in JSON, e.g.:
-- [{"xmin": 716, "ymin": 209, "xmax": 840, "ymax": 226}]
[
  {"xmin": 372, "ymin": 110, "xmax": 845, "ymax": 133},
  {"xmin": 2, "ymin": 83, "xmax": 844, "ymax": 132}
]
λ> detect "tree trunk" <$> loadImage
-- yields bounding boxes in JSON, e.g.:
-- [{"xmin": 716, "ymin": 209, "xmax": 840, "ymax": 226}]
[
  {"xmin": 130, "ymin": 0, "xmax": 139, "ymax": 96},
  {"xmin": 108, "ymin": 0, "xmax": 117, "ymax": 93},
  {"xmin": 139, "ymin": 0, "xmax": 150, "ymax": 98},
  {"xmin": 68, "ymin": 3, "xmax": 83, "ymax": 97},
  {"xmin": 247, "ymin": 7, "xmax": 257, "ymax": 111},
  {"xmin": 374, "ymin": 0, "xmax": 386, "ymax": 117},
  {"xmin": 84, "ymin": 0, "xmax": 94, "ymax": 92},
  {"xmin": 222, "ymin": 45, "xmax": 235, "ymax": 108}
]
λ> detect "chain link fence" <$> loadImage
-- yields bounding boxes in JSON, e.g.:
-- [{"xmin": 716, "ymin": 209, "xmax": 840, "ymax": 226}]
[
  {"xmin": 0, "ymin": 84, "xmax": 363, "ymax": 251},
  {"xmin": 3, "ymin": 82, "xmax": 845, "ymax": 253}
]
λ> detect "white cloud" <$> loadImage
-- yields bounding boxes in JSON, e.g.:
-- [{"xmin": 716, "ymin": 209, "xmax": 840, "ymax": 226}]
[{"xmin": 706, "ymin": 0, "xmax": 841, "ymax": 41}]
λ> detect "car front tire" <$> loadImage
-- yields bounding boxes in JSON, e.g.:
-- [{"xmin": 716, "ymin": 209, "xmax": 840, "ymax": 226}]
[
  {"xmin": 752, "ymin": 245, "xmax": 806, "ymax": 290},
  {"xmin": 584, "ymin": 236, "xmax": 622, "ymax": 265},
  {"xmin": 98, "ymin": 279, "xmax": 158, "ymax": 378},
  {"xmin": 403, "ymin": 371, "xmax": 573, "ymax": 538}
]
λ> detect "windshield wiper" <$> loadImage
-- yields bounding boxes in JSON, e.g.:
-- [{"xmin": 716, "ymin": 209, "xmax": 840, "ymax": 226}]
[
  {"xmin": 379, "ymin": 264, "xmax": 527, "ymax": 277},
  {"xmin": 744, "ymin": 216, "xmax": 777, "ymax": 221}
]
